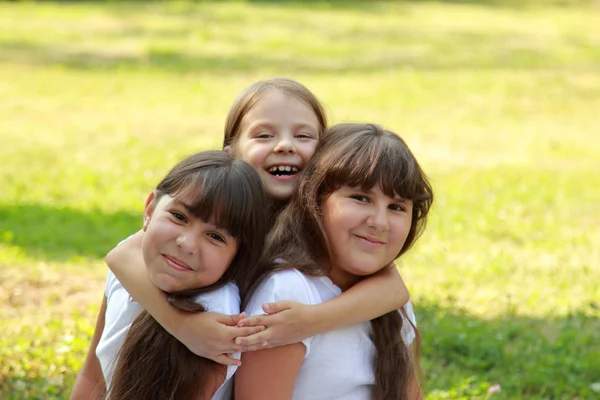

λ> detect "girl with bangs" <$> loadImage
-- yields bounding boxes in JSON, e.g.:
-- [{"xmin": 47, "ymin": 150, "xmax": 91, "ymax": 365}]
[
  {"xmin": 236, "ymin": 123, "xmax": 433, "ymax": 400},
  {"xmin": 102, "ymin": 78, "xmax": 416, "ymax": 370},
  {"xmin": 71, "ymin": 151, "xmax": 270, "ymax": 399}
]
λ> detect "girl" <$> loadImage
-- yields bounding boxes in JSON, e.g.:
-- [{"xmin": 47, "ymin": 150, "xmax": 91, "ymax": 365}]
[
  {"xmin": 105, "ymin": 78, "xmax": 413, "ymax": 365},
  {"xmin": 235, "ymin": 123, "xmax": 433, "ymax": 400},
  {"xmin": 71, "ymin": 151, "xmax": 270, "ymax": 399}
]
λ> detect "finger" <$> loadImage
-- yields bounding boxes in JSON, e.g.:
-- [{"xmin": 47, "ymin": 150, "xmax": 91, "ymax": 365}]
[
  {"xmin": 236, "ymin": 330, "xmax": 269, "ymax": 346},
  {"xmin": 217, "ymin": 312, "xmax": 246, "ymax": 327},
  {"xmin": 212, "ymin": 354, "xmax": 242, "ymax": 367},
  {"xmin": 239, "ymin": 342, "xmax": 268, "ymax": 352},
  {"xmin": 263, "ymin": 300, "xmax": 294, "ymax": 314},
  {"xmin": 236, "ymin": 325, "xmax": 266, "ymax": 338},
  {"xmin": 237, "ymin": 314, "xmax": 264, "ymax": 327}
]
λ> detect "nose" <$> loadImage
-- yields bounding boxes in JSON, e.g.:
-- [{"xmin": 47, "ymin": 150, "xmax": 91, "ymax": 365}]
[
  {"xmin": 273, "ymin": 135, "xmax": 296, "ymax": 154},
  {"xmin": 176, "ymin": 232, "xmax": 200, "ymax": 255},
  {"xmin": 367, "ymin": 205, "xmax": 389, "ymax": 233}
]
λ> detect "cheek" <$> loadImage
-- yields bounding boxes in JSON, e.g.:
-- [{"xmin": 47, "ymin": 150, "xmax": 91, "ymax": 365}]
[
  {"xmin": 389, "ymin": 217, "xmax": 412, "ymax": 250},
  {"xmin": 298, "ymin": 142, "xmax": 317, "ymax": 160},
  {"xmin": 236, "ymin": 141, "xmax": 266, "ymax": 165}
]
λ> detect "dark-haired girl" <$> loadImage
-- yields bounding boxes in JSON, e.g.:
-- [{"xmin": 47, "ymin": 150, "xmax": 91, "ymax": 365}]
[
  {"xmin": 236, "ymin": 123, "xmax": 433, "ymax": 400},
  {"xmin": 71, "ymin": 150, "xmax": 270, "ymax": 399}
]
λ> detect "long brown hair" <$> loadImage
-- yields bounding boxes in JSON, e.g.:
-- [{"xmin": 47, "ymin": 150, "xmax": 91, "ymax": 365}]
[
  {"xmin": 108, "ymin": 151, "xmax": 270, "ymax": 400},
  {"xmin": 244, "ymin": 124, "xmax": 433, "ymax": 400},
  {"xmin": 222, "ymin": 77, "xmax": 328, "ymax": 149}
]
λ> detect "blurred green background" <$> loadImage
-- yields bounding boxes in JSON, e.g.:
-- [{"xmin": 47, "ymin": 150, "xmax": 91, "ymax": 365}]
[{"xmin": 1, "ymin": 1, "xmax": 599, "ymax": 399}]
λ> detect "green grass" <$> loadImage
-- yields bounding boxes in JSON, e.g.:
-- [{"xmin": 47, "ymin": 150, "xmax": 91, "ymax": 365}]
[{"xmin": 1, "ymin": 1, "xmax": 599, "ymax": 398}]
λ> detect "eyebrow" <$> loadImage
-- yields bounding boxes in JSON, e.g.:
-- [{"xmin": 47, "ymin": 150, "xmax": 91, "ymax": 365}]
[
  {"xmin": 172, "ymin": 200, "xmax": 228, "ymax": 232},
  {"xmin": 361, "ymin": 187, "xmax": 406, "ymax": 202},
  {"xmin": 248, "ymin": 121, "xmax": 317, "ymax": 132}
]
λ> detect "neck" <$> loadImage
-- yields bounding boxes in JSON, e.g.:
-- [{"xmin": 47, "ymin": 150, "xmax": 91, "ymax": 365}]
[{"xmin": 327, "ymin": 264, "xmax": 362, "ymax": 292}]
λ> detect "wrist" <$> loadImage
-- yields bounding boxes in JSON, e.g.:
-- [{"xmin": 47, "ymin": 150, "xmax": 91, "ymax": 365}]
[{"xmin": 310, "ymin": 303, "xmax": 328, "ymax": 334}]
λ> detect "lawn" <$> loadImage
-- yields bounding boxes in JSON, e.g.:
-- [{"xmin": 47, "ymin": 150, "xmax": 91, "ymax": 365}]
[{"xmin": 1, "ymin": 1, "xmax": 599, "ymax": 399}]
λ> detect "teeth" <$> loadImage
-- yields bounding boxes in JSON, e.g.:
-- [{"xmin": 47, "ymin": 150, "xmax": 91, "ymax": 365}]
[{"xmin": 268, "ymin": 165, "xmax": 299, "ymax": 173}]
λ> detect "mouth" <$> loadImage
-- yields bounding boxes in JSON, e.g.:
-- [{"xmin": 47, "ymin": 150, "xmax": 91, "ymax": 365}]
[
  {"xmin": 266, "ymin": 164, "xmax": 300, "ymax": 178},
  {"xmin": 162, "ymin": 254, "xmax": 193, "ymax": 272},
  {"xmin": 355, "ymin": 235, "xmax": 385, "ymax": 246}
]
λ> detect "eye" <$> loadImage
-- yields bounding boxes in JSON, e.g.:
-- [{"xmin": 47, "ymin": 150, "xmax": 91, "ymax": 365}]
[
  {"xmin": 350, "ymin": 194, "xmax": 370, "ymax": 203},
  {"xmin": 295, "ymin": 132, "xmax": 314, "ymax": 139},
  {"xmin": 255, "ymin": 131, "xmax": 273, "ymax": 139},
  {"xmin": 208, "ymin": 232, "xmax": 226, "ymax": 243},
  {"xmin": 170, "ymin": 212, "xmax": 187, "ymax": 222},
  {"xmin": 389, "ymin": 203, "xmax": 407, "ymax": 212}
]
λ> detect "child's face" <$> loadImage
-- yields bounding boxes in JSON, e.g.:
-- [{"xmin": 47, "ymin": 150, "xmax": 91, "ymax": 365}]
[
  {"xmin": 321, "ymin": 185, "xmax": 413, "ymax": 291},
  {"xmin": 231, "ymin": 89, "xmax": 320, "ymax": 201},
  {"xmin": 141, "ymin": 193, "xmax": 239, "ymax": 293}
]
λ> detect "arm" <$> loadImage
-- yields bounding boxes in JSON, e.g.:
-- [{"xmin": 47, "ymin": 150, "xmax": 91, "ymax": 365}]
[
  {"xmin": 235, "ymin": 344, "xmax": 305, "ymax": 400},
  {"xmin": 407, "ymin": 344, "xmax": 424, "ymax": 400},
  {"xmin": 70, "ymin": 296, "xmax": 107, "ymax": 400},
  {"xmin": 236, "ymin": 264, "xmax": 409, "ymax": 348},
  {"xmin": 105, "ymin": 231, "xmax": 263, "ymax": 363}
]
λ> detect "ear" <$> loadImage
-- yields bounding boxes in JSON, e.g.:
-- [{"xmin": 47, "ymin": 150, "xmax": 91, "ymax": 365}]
[
  {"xmin": 223, "ymin": 145, "xmax": 232, "ymax": 155},
  {"xmin": 142, "ymin": 191, "xmax": 157, "ymax": 231}
]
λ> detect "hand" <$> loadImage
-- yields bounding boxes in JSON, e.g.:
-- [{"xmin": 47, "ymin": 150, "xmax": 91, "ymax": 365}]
[
  {"xmin": 234, "ymin": 301, "xmax": 316, "ymax": 351},
  {"xmin": 177, "ymin": 311, "xmax": 266, "ymax": 365}
]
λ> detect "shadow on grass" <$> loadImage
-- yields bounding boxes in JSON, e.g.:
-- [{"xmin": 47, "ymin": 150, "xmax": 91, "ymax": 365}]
[
  {"xmin": 0, "ymin": 300, "xmax": 597, "ymax": 398},
  {"xmin": 0, "ymin": 203, "xmax": 139, "ymax": 262},
  {"xmin": 0, "ymin": 34, "xmax": 591, "ymax": 75}
]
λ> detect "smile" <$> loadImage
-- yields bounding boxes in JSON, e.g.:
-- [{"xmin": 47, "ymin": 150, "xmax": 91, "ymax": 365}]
[
  {"xmin": 354, "ymin": 235, "xmax": 385, "ymax": 248},
  {"xmin": 162, "ymin": 255, "xmax": 193, "ymax": 272},
  {"xmin": 266, "ymin": 164, "xmax": 300, "ymax": 177}
]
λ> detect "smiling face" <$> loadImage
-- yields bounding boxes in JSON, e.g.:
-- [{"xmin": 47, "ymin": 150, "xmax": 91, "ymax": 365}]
[
  {"xmin": 321, "ymin": 185, "xmax": 413, "ymax": 291},
  {"xmin": 141, "ymin": 192, "xmax": 239, "ymax": 293},
  {"xmin": 230, "ymin": 89, "xmax": 320, "ymax": 201}
]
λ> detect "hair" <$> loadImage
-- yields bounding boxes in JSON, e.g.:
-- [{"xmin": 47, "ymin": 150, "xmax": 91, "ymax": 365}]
[
  {"xmin": 243, "ymin": 123, "xmax": 433, "ymax": 400},
  {"xmin": 222, "ymin": 77, "xmax": 328, "ymax": 149},
  {"xmin": 107, "ymin": 150, "xmax": 270, "ymax": 400}
]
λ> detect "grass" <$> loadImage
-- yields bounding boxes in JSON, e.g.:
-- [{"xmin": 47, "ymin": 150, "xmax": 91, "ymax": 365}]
[{"xmin": 1, "ymin": 1, "xmax": 599, "ymax": 398}]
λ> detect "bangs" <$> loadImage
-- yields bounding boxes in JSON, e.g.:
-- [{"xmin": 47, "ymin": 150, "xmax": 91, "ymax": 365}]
[
  {"xmin": 321, "ymin": 133, "xmax": 428, "ymax": 202},
  {"xmin": 162, "ymin": 163, "xmax": 262, "ymax": 241}
]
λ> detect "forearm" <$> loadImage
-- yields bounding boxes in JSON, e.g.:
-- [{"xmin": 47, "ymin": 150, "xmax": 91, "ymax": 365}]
[
  {"xmin": 235, "ymin": 344, "xmax": 305, "ymax": 400},
  {"xmin": 70, "ymin": 374, "xmax": 105, "ymax": 400},
  {"xmin": 71, "ymin": 296, "xmax": 107, "ymax": 400},
  {"xmin": 105, "ymin": 247, "xmax": 183, "ymax": 338},
  {"xmin": 314, "ymin": 264, "xmax": 409, "ymax": 333}
]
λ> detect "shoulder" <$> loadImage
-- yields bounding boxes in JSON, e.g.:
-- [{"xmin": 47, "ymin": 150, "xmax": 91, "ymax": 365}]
[
  {"xmin": 104, "ymin": 271, "xmax": 124, "ymax": 298},
  {"xmin": 244, "ymin": 270, "xmax": 319, "ymax": 317},
  {"xmin": 193, "ymin": 283, "xmax": 241, "ymax": 315}
]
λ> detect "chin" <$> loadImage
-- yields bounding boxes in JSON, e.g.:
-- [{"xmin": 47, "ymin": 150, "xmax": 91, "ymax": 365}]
[{"xmin": 153, "ymin": 275, "xmax": 181, "ymax": 294}]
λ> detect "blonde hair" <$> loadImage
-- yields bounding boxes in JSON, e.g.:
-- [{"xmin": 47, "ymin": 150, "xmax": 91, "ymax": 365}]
[{"xmin": 223, "ymin": 77, "xmax": 327, "ymax": 148}]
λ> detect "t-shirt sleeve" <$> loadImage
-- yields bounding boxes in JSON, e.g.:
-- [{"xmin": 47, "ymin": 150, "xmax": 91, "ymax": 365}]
[
  {"xmin": 400, "ymin": 300, "xmax": 417, "ymax": 346},
  {"xmin": 192, "ymin": 283, "xmax": 242, "ymax": 379},
  {"xmin": 193, "ymin": 283, "xmax": 241, "ymax": 315},
  {"xmin": 244, "ymin": 270, "xmax": 317, "ymax": 357},
  {"xmin": 104, "ymin": 271, "xmax": 118, "ymax": 298}
]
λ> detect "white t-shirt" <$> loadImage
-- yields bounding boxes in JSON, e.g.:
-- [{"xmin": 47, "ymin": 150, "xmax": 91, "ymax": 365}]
[
  {"xmin": 96, "ymin": 271, "xmax": 240, "ymax": 399},
  {"xmin": 244, "ymin": 269, "xmax": 417, "ymax": 400}
]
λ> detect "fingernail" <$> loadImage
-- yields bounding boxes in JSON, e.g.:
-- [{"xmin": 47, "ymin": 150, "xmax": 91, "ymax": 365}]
[
  {"xmin": 235, "ymin": 338, "xmax": 243, "ymax": 345},
  {"xmin": 263, "ymin": 304, "xmax": 271, "ymax": 313}
]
